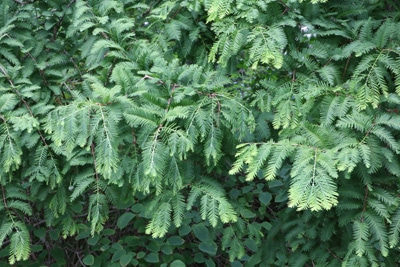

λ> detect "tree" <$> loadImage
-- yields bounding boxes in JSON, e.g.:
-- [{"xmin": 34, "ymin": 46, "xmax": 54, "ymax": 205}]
[{"xmin": 1, "ymin": 0, "xmax": 400, "ymax": 266}]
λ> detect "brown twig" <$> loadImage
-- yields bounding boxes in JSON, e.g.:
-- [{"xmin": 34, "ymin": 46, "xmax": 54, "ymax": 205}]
[
  {"xmin": 342, "ymin": 55, "xmax": 351, "ymax": 79},
  {"xmin": 327, "ymin": 248, "xmax": 343, "ymax": 262},
  {"xmin": 165, "ymin": 83, "xmax": 178, "ymax": 113}
]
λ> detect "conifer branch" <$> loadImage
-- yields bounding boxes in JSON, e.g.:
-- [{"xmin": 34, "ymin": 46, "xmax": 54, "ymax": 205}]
[
  {"xmin": 90, "ymin": 143, "xmax": 100, "ymax": 182},
  {"xmin": 362, "ymin": 185, "xmax": 369, "ymax": 222},
  {"xmin": 1, "ymin": 185, "xmax": 8, "ymax": 210},
  {"xmin": 1, "ymin": 0, "xmax": 399, "ymax": 264}
]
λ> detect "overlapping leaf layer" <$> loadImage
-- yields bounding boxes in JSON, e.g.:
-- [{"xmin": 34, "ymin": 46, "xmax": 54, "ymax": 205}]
[{"xmin": 1, "ymin": 0, "xmax": 400, "ymax": 266}]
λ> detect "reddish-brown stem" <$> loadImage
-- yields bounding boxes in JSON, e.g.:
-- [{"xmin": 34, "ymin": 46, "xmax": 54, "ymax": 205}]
[
  {"xmin": 342, "ymin": 55, "xmax": 351, "ymax": 79},
  {"xmin": 165, "ymin": 84, "xmax": 178, "ymax": 113},
  {"xmin": 327, "ymin": 248, "xmax": 343, "ymax": 262}
]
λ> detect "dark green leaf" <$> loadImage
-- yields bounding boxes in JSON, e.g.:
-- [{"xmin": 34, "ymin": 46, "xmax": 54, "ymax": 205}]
[
  {"xmin": 178, "ymin": 224, "xmax": 191, "ymax": 236},
  {"xmin": 240, "ymin": 209, "xmax": 256, "ymax": 218},
  {"xmin": 198, "ymin": 242, "xmax": 217, "ymax": 255},
  {"xmin": 244, "ymin": 238, "xmax": 258, "ymax": 252},
  {"xmin": 170, "ymin": 259, "xmax": 186, "ymax": 267},
  {"xmin": 136, "ymin": 252, "xmax": 146, "ymax": 259},
  {"xmin": 103, "ymin": 229, "xmax": 116, "ymax": 236},
  {"xmin": 144, "ymin": 252, "xmax": 159, "ymax": 263},
  {"xmin": 112, "ymin": 243, "xmax": 124, "ymax": 250},
  {"xmin": 167, "ymin": 236, "xmax": 184, "ymax": 246},
  {"xmin": 194, "ymin": 252, "xmax": 205, "ymax": 263},
  {"xmin": 161, "ymin": 245, "xmax": 173, "ymax": 255},
  {"xmin": 111, "ymin": 250, "xmax": 126, "ymax": 262},
  {"xmin": 83, "ymin": 255, "xmax": 95, "ymax": 266},
  {"xmin": 117, "ymin": 212, "xmax": 135, "ymax": 230},
  {"xmin": 120, "ymin": 253, "xmax": 134, "ymax": 267},
  {"xmin": 131, "ymin": 204, "xmax": 144, "ymax": 213},
  {"xmin": 49, "ymin": 229, "xmax": 60, "ymax": 240},
  {"xmin": 205, "ymin": 258, "xmax": 216, "ymax": 267},
  {"xmin": 87, "ymin": 235, "xmax": 99, "ymax": 246},
  {"xmin": 33, "ymin": 228, "xmax": 46, "ymax": 239},
  {"xmin": 193, "ymin": 224, "xmax": 210, "ymax": 242},
  {"xmin": 259, "ymin": 192, "xmax": 272, "ymax": 205}
]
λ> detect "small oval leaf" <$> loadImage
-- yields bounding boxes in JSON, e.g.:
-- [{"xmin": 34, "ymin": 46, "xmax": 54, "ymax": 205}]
[
  {"xmin": 117, "ymin": 212, "xmax": 135, "ymax": 230},
  {"xmin": 167, "ymin": 236, "xmax": 184, "ymax": 246},
  {"xmin": 83, "ymin": 255, "xmax": 94, "ymax": 265},
  {"xmin": 259, "ymin": 192, "xmax": 272, "ymax": 205},
  {"xmin": 120, "ymin": 253, "xmax": 133, "ymax": 267},
  {"xmin": 198, "ymin": 241, "xmax": 217, "ymax": 255},
  {"xmin": 193, "ymin": 224, "xmax": 210, "ymax": 242},
  {"xmin": 170, "ymin": 259, "xmax": 186, "ymax": 267},
  {"xmin": 144, "ymin": 252, "xmax": 159, "ymax": 263}
]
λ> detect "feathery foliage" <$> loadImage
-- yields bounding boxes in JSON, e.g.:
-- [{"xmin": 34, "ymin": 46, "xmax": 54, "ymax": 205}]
[{"xmin": 1, "ymin": 0, "xmax": 400, "ymax": 265}]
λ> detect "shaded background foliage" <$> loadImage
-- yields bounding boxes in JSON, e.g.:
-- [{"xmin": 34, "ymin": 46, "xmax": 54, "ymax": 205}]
[{"xmin": 1, "ymin": 0, "xmax": 400, "ymax": 266}]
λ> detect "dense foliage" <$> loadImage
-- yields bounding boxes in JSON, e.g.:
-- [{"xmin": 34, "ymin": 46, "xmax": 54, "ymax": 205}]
[{"xmin": 1, "ymin": 0, "xmax": 400, "ymax": 266}]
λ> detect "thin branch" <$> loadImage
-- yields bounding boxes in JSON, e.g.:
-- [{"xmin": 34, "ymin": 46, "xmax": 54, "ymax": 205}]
[
  {"xmin": 0, "ymin": 64, "xmax": 14, "ymax": 87},
  {"xmin": 1, "ymin": 64, "xmax": 50, "ymax": 146},
  {"xmin": 13, "ymin": 0, "xmax": 26, "ymax": 4},
  {"xmin": 67, "ymin": 0, "xmax": 77, "ymax": 8},
  {"xmin": 327, "ymin": 248, "xmax": 343, "ymax": 262},
  {"xmin": 1, "ymin": 185, "xmax": 8, "ymax": 209},
  {"xmin": 361, "ymin": 185, "xmax": 369, "ymax": 222},
  {"xmin": 165, "ymin": 83, "xmax": 178, "ymax": 113},
  {"xmin": 342, "ymin": 55, "xmax": 351, "ymax": 79},
  {"xmin": 90, "ymin": 143, "xmax": 100, "ymax": 182}
]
